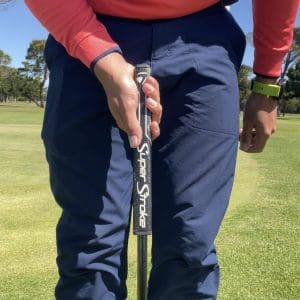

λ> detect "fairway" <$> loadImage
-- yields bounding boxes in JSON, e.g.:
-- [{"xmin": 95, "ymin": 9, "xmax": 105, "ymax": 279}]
[{"xmin": 0, "ymin": 103, "xmax": 299, "ymax": 299}]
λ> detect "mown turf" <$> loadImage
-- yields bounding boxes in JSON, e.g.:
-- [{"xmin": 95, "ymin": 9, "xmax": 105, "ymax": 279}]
[
  {"xmin": 217, "ymin": 115, "xmax": 300, "ymax": 299},
  {"xmin": 0, "ymin": 102, "xmax": 299, "ymax": 299}
]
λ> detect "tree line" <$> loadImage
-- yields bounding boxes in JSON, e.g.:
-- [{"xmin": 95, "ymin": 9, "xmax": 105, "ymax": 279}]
[
  {"xmin": 0, "ymin": 40, "xmax": 47, "ymax": 108},
  {"xmin": 1, "ymin": 31, "xmax": 300, "ymax": 113}
]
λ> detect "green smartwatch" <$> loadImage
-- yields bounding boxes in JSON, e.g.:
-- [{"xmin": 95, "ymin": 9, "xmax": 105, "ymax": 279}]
[{"xmin": 250, "ymin": 80, "xmax": 282, "ymax": 99}]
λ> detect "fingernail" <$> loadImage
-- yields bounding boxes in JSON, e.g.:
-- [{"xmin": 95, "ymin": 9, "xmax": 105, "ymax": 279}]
[
  {"xmin": 129, "ymin": 135, "xmax": 138, "ymax": 148},
  {"xmin": 148, "ymin": 98, "xmax": 157, "ymax": 107}
]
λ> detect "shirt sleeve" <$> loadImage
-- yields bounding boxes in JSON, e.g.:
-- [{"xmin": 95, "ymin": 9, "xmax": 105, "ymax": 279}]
[
  {"xmin": 24, "ymin": 0, "xmax": 121, "ymax": 69},
  {"xmin": 253, "ymin": 0, "xmax": 299, "ymax": 77}
]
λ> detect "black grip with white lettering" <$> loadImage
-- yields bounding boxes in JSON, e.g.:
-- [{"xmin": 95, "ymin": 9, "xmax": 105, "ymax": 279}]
[{"xmin": 133, "ymin": 64, "xmax": 152, "ymax": 235}]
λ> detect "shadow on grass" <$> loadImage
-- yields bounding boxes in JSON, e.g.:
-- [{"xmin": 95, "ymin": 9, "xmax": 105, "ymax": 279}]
[{"xmin": 0, "ymin": 104, "xmax": 22, "ymax": 108}]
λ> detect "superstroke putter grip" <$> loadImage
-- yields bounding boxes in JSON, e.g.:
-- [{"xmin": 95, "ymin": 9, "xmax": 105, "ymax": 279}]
[{"xmin": 133, "ymin": 64, "xmax": 152, "ymax": 235}]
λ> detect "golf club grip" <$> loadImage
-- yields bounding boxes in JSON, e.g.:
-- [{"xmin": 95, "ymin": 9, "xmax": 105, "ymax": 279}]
[{"xmin": 133, "ymin": 64, "xmax": 152, "ymax": 235}]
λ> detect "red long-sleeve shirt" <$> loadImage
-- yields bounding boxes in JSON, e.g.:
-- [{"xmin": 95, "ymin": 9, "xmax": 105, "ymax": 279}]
[{"xmin": 25, "ymin": 0, "xmax": 299, "ymax": 77}]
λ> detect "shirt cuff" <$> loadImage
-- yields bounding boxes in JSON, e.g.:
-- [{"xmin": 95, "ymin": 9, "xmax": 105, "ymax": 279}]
[
  {"xmin": 71, "ymin": 27, "xmax": 120, "ymax": 69},
  {"xmin": 90, "ymin": 46, "xmax": 123, "ymax": 73}
]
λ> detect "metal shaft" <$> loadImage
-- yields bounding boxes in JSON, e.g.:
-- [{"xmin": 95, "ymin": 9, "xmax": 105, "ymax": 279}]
[{"xmin": 137, "ymin": 236, "xmax": 148, "ymax": 300}]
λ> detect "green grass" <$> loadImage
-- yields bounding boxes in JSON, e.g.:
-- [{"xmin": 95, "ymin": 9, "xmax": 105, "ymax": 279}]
[
  {"xmin": 0, "ymin": 102, "xmax": 299, "ymax": 299},
  {"xmin": 218, "ymin": 114, "xmax": 300, "ymax": 299}
]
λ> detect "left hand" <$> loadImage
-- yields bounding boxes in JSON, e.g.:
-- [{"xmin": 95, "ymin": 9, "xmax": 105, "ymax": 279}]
[
  {"xmin": 240, "ymin": 91, "xmax": 278, "ymax": 153},
  {"xmin": 93, "ymin": 53, "xmax": 162, "ymax": 148}
]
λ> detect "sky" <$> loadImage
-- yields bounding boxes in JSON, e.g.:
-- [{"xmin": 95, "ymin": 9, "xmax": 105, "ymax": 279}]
[{"xmin": 0, "ymin": 0, "xmax": 299, "ymax": 68}]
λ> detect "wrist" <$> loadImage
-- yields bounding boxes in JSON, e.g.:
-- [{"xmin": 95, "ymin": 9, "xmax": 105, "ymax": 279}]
[
  {"xmin": 250, "ymin": 78, "xmax": 282, "ymax": 99},
  {"xmin": 254, "ymin": 75, "xmax": 278, "ymax": 84},
  {"xmin": 94, "ymin": 52, "xmax": 127, "ymax": 85},
  {"xmin": 90, "ymin": 47, "xmax": 122, "ymax": 74}
]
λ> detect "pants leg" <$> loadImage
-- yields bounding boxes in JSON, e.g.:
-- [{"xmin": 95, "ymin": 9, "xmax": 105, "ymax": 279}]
[
  {"xmin": 148, "ymin": 6, "xmax": 246, "ymax": 299},
  {"xmin": 43, "ymin": 36, "xmax": 137, "ymax": 299},
  {"xmin": 43, "ymin": 15, "xmax": 155, "ymax": 299}
]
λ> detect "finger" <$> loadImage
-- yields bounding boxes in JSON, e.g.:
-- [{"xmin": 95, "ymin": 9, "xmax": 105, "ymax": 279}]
[
  {"xmin": 144, "ymin": 76, "xmax": 159, "ymax": 92},
  {"xmin": 150, "ymin": 121, "xmax": 160, "ymax": 140},
  {"xmin": 248, "ymin": 128, "xmax": 269, "ymax": 153},
  {"xmin": 108, "ymin": 105, "xmax": 126, "ymax": 130},
  {"xmin": 146, "ymin": 97, "xmax": 162, "ymax": 124},
  {"xmin": 240, "ymin": 121, "xmax": 254, "ymax": 152},
  {"xmin": 239, "ymin": 128, "xmax": 243, "ymax": 141},
  {"xmin": 142, "ymin": 76, "xmax": 160, "ymax": 103},
  {"xmin": 120, "ymin": 99, "xmax": 142, "ymax": 148},
  {"xmin": 112, "ymin": 110, "xmax": 132, "ymax": 138}
]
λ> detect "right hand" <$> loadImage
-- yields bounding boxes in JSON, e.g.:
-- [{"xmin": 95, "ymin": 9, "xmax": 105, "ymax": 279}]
[
  {"xmin": 94, "ymin": 52, "xmax": 162, "ymax": 148},
  {"xmin": 239, "ymin": 76, "xmax": 278, "ymax": 153}
]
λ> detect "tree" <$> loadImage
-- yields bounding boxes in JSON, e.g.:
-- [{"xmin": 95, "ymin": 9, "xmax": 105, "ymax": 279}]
[
  {"xmin": 20, "ymin": 40, "xmax": 48, "ymax": 108},
  {"xmin": 279, "ymin": 60, "xmax": 300, "ymax": 114},
  {"xmin": 0, "ymin": 44, "xmax": 49, "ymax": 106},
  {"xmin": 280, "ymin": 28, "xmax": 300, "ymax": 81},
  {"xmin": 0, "ymin": 49, "xmax": 11, "ymax": 66},
  {"xmin": 285, "ymin": 97, "xmax": 300, "ymax": 113},
  {"xmin": 0, "ymin": 50, "xmax": 13, "ymax": 102},
  {"xmin": 238, "ymin": 64, "xmax": 252, "ymax": 110},
  {"xmin": 0, "ymin": 67, "xmax": 26, "ymax": 103}
]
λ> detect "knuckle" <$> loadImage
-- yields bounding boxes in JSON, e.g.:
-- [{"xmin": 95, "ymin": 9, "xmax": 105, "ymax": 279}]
[
  {"xmin": 155, "ymin": 104, "xmax": 162, "ymax": 117},
  {"xmin": 151, "ymin": 128, "xmax": 160, "ymax": 139},
  {"xmin": 263, "ymin": 130, "xmax": 272, "ymax": 138},
  {"xmin": 127, "ymin": 121, "xmax": 139, "ymax": 133},
  {"xmin": 153, "ymin": 104, "xmax": 161, "ymax": 114},
  {"xmin": 127, "ymin": 63, "xmax": 135, "ymax": 72}
]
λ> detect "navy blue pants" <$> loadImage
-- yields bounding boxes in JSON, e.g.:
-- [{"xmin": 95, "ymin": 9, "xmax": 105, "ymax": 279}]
[{"xmin": 43, "ymin": 3, "xmax": 245, "ymax": 299}]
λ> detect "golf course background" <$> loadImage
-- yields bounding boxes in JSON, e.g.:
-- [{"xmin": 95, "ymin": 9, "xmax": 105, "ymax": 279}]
[{"xmin": 0, "ymin": 103, "xmax": 299, "ymax": 299}]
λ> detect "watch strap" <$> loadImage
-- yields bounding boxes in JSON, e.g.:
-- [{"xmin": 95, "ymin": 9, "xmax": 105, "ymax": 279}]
[{"xmin": 251, "ymin": 80, "xmax": 281, "ymax": 98}]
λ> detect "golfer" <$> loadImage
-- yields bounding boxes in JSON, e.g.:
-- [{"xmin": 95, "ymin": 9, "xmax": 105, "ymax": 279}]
[{"xmin": 25, "ymin": 0, "xmax": 299, "ymax": 299}]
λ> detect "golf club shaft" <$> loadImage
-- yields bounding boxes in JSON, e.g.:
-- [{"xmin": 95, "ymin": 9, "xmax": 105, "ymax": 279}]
[
  {"xmin": 137, "ymin": 236, "xmax": 148, "ymax": 300},
  {"xmin": 133, "ymin": 64, "xmax": 152, "ymax": 300}
]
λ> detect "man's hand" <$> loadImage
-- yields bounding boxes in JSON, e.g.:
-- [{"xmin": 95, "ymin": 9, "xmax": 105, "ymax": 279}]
[
  {"xmin": 94, "ymin": 52, "xmax": 162, "ymax": 148},
  {"xmin": 240, "ymin": 88, "xmax": 278, "ymax": 153}
]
